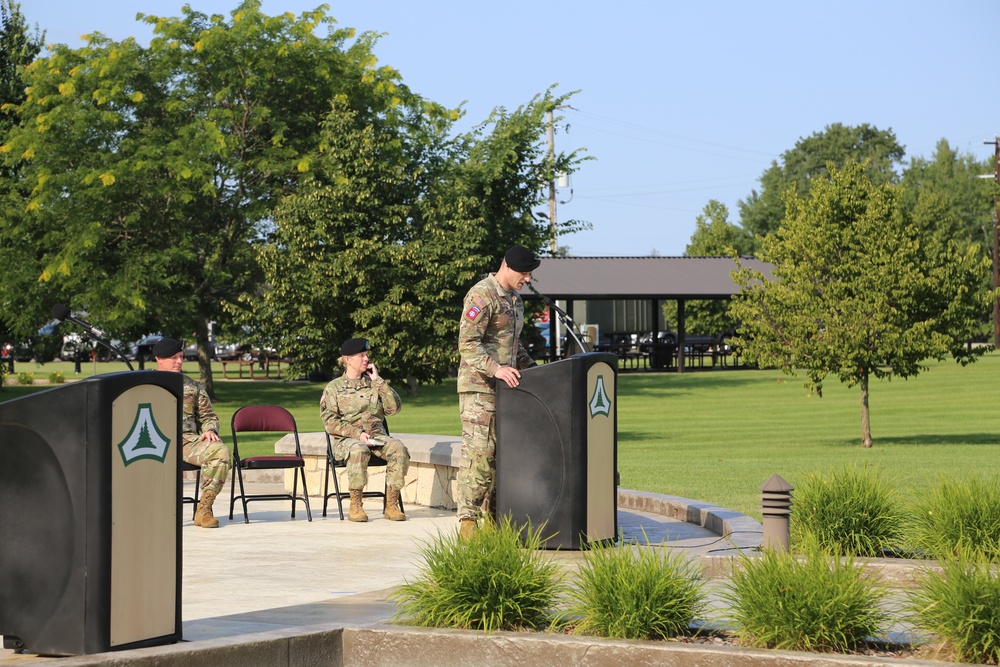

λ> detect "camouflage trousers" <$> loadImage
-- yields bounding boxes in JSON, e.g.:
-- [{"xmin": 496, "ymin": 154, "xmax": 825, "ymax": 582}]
[
  {"xmin": 457, "ymin": 391, "xmax": 496, "ymax": 522},
  {"xmin": 332, "ymin": 437, "xmax": 410, "ymax": 491},
  {"xmin": 183, "ymin": 435, "xmax": 232, "ymax": 495}
]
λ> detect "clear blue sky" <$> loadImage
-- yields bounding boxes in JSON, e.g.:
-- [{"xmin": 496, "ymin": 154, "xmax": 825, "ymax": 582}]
[{"xmin": 24, "ymin": 0, "xmax": 1000, "ymax": 257}]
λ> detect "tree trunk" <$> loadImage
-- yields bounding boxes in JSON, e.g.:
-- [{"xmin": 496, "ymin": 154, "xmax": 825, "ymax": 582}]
[
  {"xmin": 860, "ymin": 372, "xmax": 872, "ymax": 448},
  {"xmin": 194, "ymin": 318, "xmax": 215, "ymax": 399},
  {"xmin": 406, "ymin": 374, "xmax": 419, "ymax": 398}
]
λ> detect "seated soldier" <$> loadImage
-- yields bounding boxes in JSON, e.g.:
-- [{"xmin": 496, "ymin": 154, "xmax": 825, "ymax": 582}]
[{"xmin": 320, "ymin": 337, "xmax": 409, "ymax": 522}]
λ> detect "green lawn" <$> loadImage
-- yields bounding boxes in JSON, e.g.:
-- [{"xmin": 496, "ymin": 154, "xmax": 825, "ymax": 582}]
[{"xmin": 5, "ymin": 353, "xmax": 1000, "ymax": 520}]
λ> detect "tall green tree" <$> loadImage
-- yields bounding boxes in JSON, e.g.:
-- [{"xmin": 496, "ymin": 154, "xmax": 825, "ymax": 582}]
[
  {"xmin": 739, "ymin": 123, "xmax": 905, "ymax": 239},
  {"xmin": 0, "ymin": 1, "xmax": 414, "ymax": 394},
  {"xmin": 731, "ymin": 161, "xmax": 993, "ymax": 448},
  {"xmin": 664, "ymin": 200, "xmax": 753, "ymax": 337},
  {"xmin": 244, "ymin": 89, "xmax": 587, "ymax": 387},
  {"xmin": 0, "ymin": 0, "xmax": 43, "ymax": 352},
  {"xmin": 900, "ymin": 139, "xmax": 994, "ymax": 251}
]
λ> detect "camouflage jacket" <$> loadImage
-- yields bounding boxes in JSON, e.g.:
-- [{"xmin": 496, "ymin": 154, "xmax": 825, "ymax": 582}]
[
  {"xmin": 320, "ymin": 373, "xmax": 401, "ymax": 442},
  {"xmin": 457, "ymin": 273, "xmax": 533, "ymax": 394},
  {"xmin": 182, "ymin": 374, "xmax": 219, "ymax": 444}
]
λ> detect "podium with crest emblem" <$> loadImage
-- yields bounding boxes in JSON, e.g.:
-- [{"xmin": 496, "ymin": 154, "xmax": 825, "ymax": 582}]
[
  {"xmin": 0, "ymin": 371, "xmax": 182, "ymax": 656},
  {"xmin": 496, "ymin": 352, "xmax": 618, "ymax": 550}
]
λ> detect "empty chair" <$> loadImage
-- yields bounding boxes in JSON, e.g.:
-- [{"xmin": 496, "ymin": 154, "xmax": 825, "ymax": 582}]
[{"xmin": 228, "ymin": 405, "xmax": 312, "ymax": 523}]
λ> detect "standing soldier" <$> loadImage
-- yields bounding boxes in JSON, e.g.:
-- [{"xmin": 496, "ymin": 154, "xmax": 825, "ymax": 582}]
[
  {"xmin": 153, "ymin": 337, "xmax": 231, "ymax": 528},
  {"xmin": 456, "ymin": 245, "xmax": 541, "ymax": 539},
  {"xmin": 321, "ymin": 337, "xmax": 409, "ymax": 522}
]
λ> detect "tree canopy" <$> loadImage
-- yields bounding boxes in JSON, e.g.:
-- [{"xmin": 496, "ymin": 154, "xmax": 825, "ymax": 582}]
[
  {"xmin": 738, "ymin": 123, "xmax": 906, "ymax": 239},
  {"xmin": 1, "ymin": 2, "xmax": 586, "ymax": 391},
  {"xmin": 731, "ymin": 161, "xmax": 993, "ymax": 448},
  {"xmin": 240, "ymin": 89, "xmax": 587, "ymax": 386}
]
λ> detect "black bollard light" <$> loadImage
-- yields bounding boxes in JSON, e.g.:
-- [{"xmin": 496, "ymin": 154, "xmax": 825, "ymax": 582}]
[{"xmin": 759, "ymin": 474, "xmax": 794, "ymax": 552}]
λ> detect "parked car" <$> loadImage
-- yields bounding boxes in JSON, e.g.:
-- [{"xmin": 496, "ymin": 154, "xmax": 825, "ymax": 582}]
[{"xmin": 129, "ymin": 334, "xmax": 163, "ymax": 362}]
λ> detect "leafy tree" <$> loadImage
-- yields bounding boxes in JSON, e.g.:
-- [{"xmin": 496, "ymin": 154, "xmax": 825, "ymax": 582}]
[
  {"xmin": 901, "ymin": 139, "xmax": 994, "ymax": 251},
  {"xmin": 664, "ymin": 200, "xmax": 754, "ymax": 337},
  {"xmin": 731, "ymin": 161, "xmax": 993, "ymax": 448},
  {"xmin": 244, "ymin": 88, "xmax": 587, "ymax": 388},
  {"xmin": 0, "ymin": 1, "xmax": 411, "ymax": 394},
  {"xmin": 739, "ymin": 123, "xmax": 905, "ymax": 239},
  {"xmin": 0, "ymin": 0, "xmax": 43, "ymax": 351}
]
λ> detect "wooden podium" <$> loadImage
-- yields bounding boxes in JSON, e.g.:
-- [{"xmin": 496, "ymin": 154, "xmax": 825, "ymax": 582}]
[
  {"xmin": 496, "ymin": 352, "xmax": 618, "ymax": 549},
  {"xmin": 0, "ymin": 371, "xmax": 183, "ymax": 656}
]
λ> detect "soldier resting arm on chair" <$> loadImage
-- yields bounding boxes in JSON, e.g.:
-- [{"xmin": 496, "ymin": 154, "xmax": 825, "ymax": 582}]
[{"xmin": 319, "ymin": 337, "xmax": 409, "ymax": 522}]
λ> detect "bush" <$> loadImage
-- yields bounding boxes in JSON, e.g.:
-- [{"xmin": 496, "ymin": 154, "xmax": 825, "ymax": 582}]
[
  {"xmin": 390, "ymin": 516, "xmax": 563, "ymax": 632},
  {"xmin": 909, "ymin": 475, "xmax": 1000, "ymax": 561},
  {"xmin": 48, "ymin": 371, "xmax": 65, "ymax": 384},
  {"xmin": 725, "ymin": 537, "xmax": 888, "ymax": 653},
  {"xmin": 562, "ymin": 537, "xmax": 705, "ymax": 640},
  {"xmin": 792, "ymin": 465, "xmax": 903, "ymax": 557},
  {"xmin": 16, "ymin": 371, "xmax": 34, "ymax": 385},
  {"xmin": 909, "ymin": 552, "xmax": 1000, "ymax": 664}
]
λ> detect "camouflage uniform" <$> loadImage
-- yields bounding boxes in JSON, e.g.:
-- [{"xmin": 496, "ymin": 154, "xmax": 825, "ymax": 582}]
[
  {"xmin": 181, "ymin": 375, "xmax": 232, "ymax": 495},
  {"xmin": 457, "ymin": 273, "xmax": 535, "ymax": 522},
  {"xmin": 320, "ymin": 373, "xmax": 409, "ymax": 491}
]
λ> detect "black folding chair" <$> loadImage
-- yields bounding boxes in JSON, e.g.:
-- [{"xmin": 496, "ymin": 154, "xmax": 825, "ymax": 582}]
[
  {"xmin": 181, "ymin": 460, "xmax": 201, "ymax": 520},
  {"xmin": 322, "ymin": 424, "xmax": 404, "ymax": 519}
]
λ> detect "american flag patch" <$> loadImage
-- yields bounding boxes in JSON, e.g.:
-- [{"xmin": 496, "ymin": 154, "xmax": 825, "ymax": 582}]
[{"xmin": 465, "ymin": 305, "xmax": 482, "ymax": 320}]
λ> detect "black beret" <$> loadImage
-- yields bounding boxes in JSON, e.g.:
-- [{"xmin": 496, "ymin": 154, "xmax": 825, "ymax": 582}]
[
  {"xmin": 152, "ymin": 337, "xmax": 183, "ymax": 358},
  {"xmin": 504, "ymin": 245, "xmax": 541, "ymax": 272},
  {"xmin": 340, "ymin": 337, "xmax": 370, "ymax": 356}
]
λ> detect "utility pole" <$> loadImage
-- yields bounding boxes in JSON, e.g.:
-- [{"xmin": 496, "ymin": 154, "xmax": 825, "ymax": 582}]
[
  {"xmin": 986, "ymin": 136, "xmax": 1000, "ymax": 347},
  {"xmin": 546, "ymin": 105, "xmax": 571, "ymax": 254},
  {"xmin": 546, "ymin": 108, "xmax": 558, "ymax": 253}
]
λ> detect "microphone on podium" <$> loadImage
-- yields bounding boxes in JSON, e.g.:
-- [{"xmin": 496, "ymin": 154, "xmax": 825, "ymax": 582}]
[{"xmin": 51, "ymin": 304, "xmax": 134, "ymax": 371}]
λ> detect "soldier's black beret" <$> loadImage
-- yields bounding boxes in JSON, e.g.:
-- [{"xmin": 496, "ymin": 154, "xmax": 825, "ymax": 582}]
[
  {"xmin": 504, "ymin": 245, "xmax": 541, "ymax": 272},
  {"xmin": 152, "ymin": 337, "xmax": 183, "ymax": 358},
  {"xmin": 340, "ymin": 337, "xmax": 370, "ymax": 356}
]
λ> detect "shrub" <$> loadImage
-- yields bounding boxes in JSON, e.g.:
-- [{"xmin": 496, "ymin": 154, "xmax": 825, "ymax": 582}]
[
  {"xmin": 48, "ymin": 371, "xmax": 65, "ymax": 384},
  {"xmin": 389, "ymin": 516, "xmax": 563, "ymax": 632},
  {"xmin": 725, "ymin": 537, "xmax": 888, "ymax": 653},
  {"xmin": 16, "ymin": 371, "xmax": 34, "ymax": 385},
  {"xmin": 791, "ymin": 465, "xmax": 902, "ymax": 557},
  {"xmin": 909, "ymin": 552, "xmax": 1000, "ymax": 665},
  {"xmin": 909, "ymin": 475, "xmax": 1000, "ymax": 561},
  {"xmin": 562, "ymin": 538, "xmax": 705, "ymax": 640}
]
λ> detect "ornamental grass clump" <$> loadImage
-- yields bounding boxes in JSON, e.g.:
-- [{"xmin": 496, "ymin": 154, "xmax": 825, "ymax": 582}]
[
  {"xmin": 909, "ymin": 551, "xmax": 1000, "ymax": 665},
  {"xmin": 561, "ymin": 538, "xmax": 705, "ymax": 640},
  {"xmin": 909, "ymin": 475, "xmax": 1000, "ymax": 561},
  {"xmin": 725, "ymin": 537, "xmax": 888, "ymax": 653},
  {"xmin": 791, "ymin": 465, "xmax": 903, "ymax": 557},
  {"xmin": 390, "ymin": 516, "xmax": 563, "ymax": 632}
]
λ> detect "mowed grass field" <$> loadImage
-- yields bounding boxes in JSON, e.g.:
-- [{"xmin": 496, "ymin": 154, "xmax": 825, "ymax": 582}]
[{"xmin": 4, "ymin": 352, "xmax": 999, "ymax": 519}]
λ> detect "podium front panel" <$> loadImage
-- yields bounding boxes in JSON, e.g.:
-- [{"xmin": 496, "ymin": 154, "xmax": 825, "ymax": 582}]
[
  {"xmin": 496, "ymin": 353, "xmax": 618, "ymax": 549},
  {"xmin": 0, "ymin": 371, "xmax": 182, "ymax": 656}
]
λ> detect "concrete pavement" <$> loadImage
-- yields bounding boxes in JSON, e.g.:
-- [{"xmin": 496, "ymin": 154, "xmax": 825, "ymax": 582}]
[{"xmin": 2, "ymin": 482, "xmax": 750, "ymax": 663}]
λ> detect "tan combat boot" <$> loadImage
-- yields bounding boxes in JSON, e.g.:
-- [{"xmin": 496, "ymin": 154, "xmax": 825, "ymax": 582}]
[
  {"xmin": 383, "ymin": 487, "xmax": 406, "ymax": 521},
  {"xmin": 194, "ymin": 489, "xmax": 220, "ymax": 528},
  {"xmin": 348, "ymin": 489, "xmax": 368, "ymax": 522},
  {"xmin": 459, "ymin": 518, "xmax": 478, "ymax": 541}
]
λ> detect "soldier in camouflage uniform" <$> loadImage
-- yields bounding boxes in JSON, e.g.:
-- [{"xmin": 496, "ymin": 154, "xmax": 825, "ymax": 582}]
[
  {"xmin": 320, "ymin": 337, "xmax": 409, "ymax": 522},
  {"xmin": 154, "ymin": 337, "xmax": 232, "ymax": 528},
  {"xmin": 457, "ymin": 246, "xmax": 541, "ymax": 539}
]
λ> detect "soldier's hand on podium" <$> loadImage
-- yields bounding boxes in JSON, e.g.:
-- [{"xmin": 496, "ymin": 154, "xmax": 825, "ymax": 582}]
[{"xmin": 495, "ymin": 365, "xmax": 521, "ymax": 388}]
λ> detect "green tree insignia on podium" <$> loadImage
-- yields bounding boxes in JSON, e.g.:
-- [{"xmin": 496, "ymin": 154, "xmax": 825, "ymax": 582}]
[{"xmin": 117, "ymin": 403, "xmax": 171, "ymax": 466}]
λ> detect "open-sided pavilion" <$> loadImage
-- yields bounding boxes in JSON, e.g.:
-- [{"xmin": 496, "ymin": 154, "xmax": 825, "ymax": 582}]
[{"xmin": 516, "ymin": 255, "xmax": 774, "ymax": 372}]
